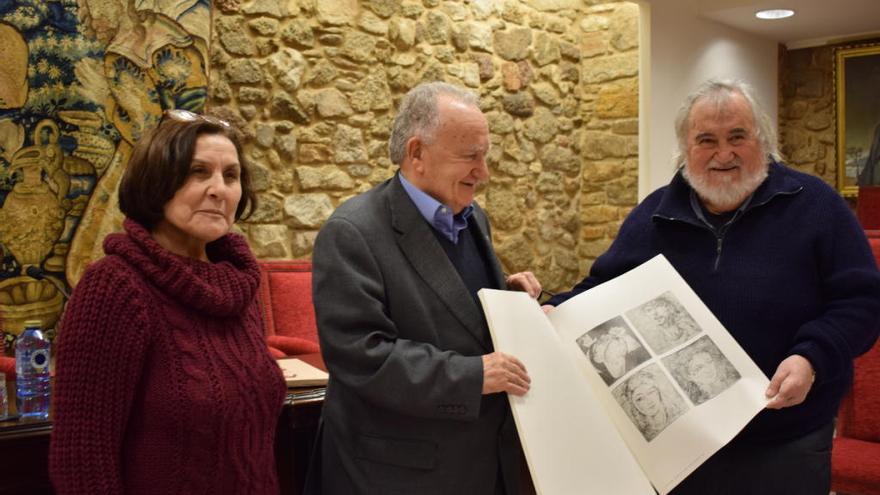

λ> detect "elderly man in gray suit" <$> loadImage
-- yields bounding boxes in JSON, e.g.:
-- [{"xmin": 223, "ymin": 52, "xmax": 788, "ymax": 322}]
[{"xmin": 310, "ymin": 81, "xmax": 541, "ymax": 494}]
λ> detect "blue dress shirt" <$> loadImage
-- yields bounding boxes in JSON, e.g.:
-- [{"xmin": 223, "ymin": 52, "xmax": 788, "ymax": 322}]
[{"xmin": 399, "ymin": 173, "xmax": 474, "ymax": 244}]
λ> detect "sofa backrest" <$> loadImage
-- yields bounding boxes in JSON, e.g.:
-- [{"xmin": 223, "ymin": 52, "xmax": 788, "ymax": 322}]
[
  {"xmin": 257, "ymin": 260, "xmax": 318, "ymax": 345},
  {"xmin": 866, "ymin": 230, "xmax": 880, "ymax": 261},
  {"xmin": 835, "ymin": 230, "xmax": 880, "ymax": 442}
]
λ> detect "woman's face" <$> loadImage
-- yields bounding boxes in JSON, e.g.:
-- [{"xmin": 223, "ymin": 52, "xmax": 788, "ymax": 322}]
[
  {"xmin": 631, "ymin": 382, "xmax": 662, "ymax": 416},
  {"xmin": 152, "ymin": 133, "xmax": 242, "ymax": 259},
  {"xmin": 646, "ymin": 303, "xmax": 670, "ymax": 325},
  {"xmin": 686, "ymin": 352, "xmax": 717, "ymax": 386}
]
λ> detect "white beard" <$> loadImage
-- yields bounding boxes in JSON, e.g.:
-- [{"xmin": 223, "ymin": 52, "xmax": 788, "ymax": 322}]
[{"xmin": 682, "ymin": 159, "xmax": 768, "ymax": 213}]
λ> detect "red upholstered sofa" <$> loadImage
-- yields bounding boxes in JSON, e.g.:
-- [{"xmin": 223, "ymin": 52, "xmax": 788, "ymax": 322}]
[
  {"xmin": 0, "ymin": 261, "xmax": 321, "ymax": 377},
  {"xmin": 831, "ymin": 229, "xmax": 880, "ymax": 495},
  {"xmin": 1, "ymin": 318, "xmax": 13, "ymax": 377},
  {"xmin": 0, "ymin": 356, "xmax": 13, "ymax": 377},
  {"xmin": 257, "ymin": 260, "xmax": 321, "ymax": 358}
]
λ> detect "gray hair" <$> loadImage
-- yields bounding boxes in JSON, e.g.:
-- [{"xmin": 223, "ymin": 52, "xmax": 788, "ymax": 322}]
[
  {"xmin": 388, "ymin": 82, "xmax": 480, "ymax": 165},
  {"xmin": 672, "ymin": 78, "xmax": 781, "ymax": 168}
]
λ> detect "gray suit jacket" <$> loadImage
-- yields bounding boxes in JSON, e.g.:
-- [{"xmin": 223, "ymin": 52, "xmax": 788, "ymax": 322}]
[{"xmin": 310, "ymin": 174, "xmax": 523, "ymax": 494}]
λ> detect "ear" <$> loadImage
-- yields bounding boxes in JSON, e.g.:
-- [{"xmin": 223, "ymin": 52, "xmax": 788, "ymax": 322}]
[
  {"xmin": 406, "ymin": 136, "xmax": 423, "ymax": 161},
  {"xmin": 405, "ymin": 136, "xmax": 425, "ymax": 172}
]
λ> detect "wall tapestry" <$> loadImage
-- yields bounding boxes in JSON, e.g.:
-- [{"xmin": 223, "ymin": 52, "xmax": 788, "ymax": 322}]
[{"xmin": 0, "ymin": 0, "xmax": 209, "ymax": 346}]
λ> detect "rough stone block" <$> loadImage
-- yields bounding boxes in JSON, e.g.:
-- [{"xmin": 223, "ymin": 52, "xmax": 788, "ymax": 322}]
[
  {"xmin": 299, "ymin": 143, "xmax": 331, "ymax": 163},
  {"xmin": 494, "ymin": 27, "xmax": 532, "ymax": 61},
  {"xmin": 523, "ymin": 107, "xmax": 559, "ymax": 144},
  {"xmin": 487, "ymin": 188, "xmax": 523, "ymax": 230},
  {"xmin": 226, "ymin": 59, "xmax": 263, "ymax": 84},
  {"xmin": 280, "ymin": 19, "xmax": 315, "ymax": 48},
  {"xmin": 249, "ymin": 17, "xmax": 280, "ymax": 36},
  {"xmin": 284, "ymin": 194, "xmax": 334, "ymax": 228},
  {"xmin": 333, "ymin": 124, "xmax": 368, "ymax": 163},
  {"xmin": 533, "ymin": 32, "xmax": 560, "ymax": 67},
  {"xmin": 276, "ymin": 134, "xmax": 297, "ymax": 159},
  {"xmin": 217, "ymin": 16, "xmax": 255, "ymax": 56},
  {"xmin": 341, "ymin": 32, "xmax": 377, "ymax": 62},
  {"xmin": 582, "ymin": 53, "xmax": 637, "ymax": 84},
  {"xmin": 296, "ymin": 165, "xmax": 355, "ymax": 190},
  {"xmin": 316, "ymin": 0, "xmax": 359, "ymax": 25},
  {"xmin": 359, "ymin": 10, "xmax": 389, "ymax": 34},
  {"xmin": 540, "ymin": 143, "xmax": 578, "ymax": 172},
  {"xmin": 314, "ymin": 88, "xmax": 354, "ymax": 117},
  {"xmin": 291, "ymin": 231, "xmax": 318, "ymax": 257},
  {"xmin": 255, "ymin": 123, "xmax": 276, "ymax": 148},
  {"xmin": 238, "ymin": 87, "xmax": 269, "ymax": 104},
  {"xmin": 270, "ymin": 93, "xmax": 310, "ymax": 124},
  {"xmin": 249, "ymin": 224, "xmax": 291, "ymax": 259},
  {"xmin": 425, "ymin": 11, "xmax": 451, "ymax": 44},
  {"xmin": 502, "ymin": 92, "xmax": 535, "ymax": 117},
  {"xmin": 248, "ymin": 195, "xmax": 284, "ymax": 223}
]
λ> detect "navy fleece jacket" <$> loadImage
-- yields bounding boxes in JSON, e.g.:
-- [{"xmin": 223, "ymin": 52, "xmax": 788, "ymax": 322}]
[{"xmin": 550, "ymin": 162, "xmax": 880, "ymax": 442}]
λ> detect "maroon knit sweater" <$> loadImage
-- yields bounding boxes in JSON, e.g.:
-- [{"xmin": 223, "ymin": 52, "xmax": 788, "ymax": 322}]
[{"xmin": 49, "ymin": 219, "xmax": 286, "ymax": 494}]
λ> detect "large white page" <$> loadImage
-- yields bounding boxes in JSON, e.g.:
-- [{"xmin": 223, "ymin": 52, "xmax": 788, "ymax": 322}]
[
  {"xmin": 479, "ymin": 290, "xmax": 655, "ymax": 495},
  {"xmin": 480, "ymin": 255, "xmax": 769, "ymax": 494}
]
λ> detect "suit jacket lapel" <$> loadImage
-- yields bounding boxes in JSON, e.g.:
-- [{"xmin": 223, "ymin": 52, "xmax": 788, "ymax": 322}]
[
  {"xmin": 389, "ymin": 175, "xmax": 493, "ymax": 352},
  {"xmin": 470, "ymin": 206, "xmax": 507, "ymax": 290}
]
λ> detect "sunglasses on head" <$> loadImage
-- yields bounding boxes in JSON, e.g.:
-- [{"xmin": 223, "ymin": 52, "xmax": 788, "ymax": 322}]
[{"xmin": 162, "ymin": 109, "xmax": 230, "ymax": 128}]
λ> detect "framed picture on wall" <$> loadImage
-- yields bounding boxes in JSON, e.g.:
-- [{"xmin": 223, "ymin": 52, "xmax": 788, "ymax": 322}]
[{"xmin": 836, "ymin": 43, "xmax": 880, "ymax": 197}]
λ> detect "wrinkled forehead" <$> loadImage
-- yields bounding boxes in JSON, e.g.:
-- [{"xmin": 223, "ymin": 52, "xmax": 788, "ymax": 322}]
[{"xmin": 688, "ymin": 91, "xmax": 756, "ymax": 131}]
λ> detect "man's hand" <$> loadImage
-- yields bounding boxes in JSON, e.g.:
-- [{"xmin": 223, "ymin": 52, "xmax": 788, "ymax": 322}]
[
  {"xmin": 506, "ymin": 271, "xmax": 541, "ymax": 299},
  {"xmin": 765, "ymin": 355, "xmax": 815, "ymax": 409},
  {"xmin": 482, "ymin": 352, "xmax": 530, "ymax": 396},
  {"xmin": 541, "ymin": 304, "xmax": 555, "ymax": 314}
]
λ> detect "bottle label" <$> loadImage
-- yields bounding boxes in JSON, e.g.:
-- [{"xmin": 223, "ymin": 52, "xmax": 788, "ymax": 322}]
[{"xmin": 30, "ymin": 349, "xmax": 50, "ymax": 371}]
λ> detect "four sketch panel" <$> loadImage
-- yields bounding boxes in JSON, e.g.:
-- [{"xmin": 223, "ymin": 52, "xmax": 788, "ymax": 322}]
[{"xmin": 576, "ymin": 292, "xmax": 741, "ymax": 442}]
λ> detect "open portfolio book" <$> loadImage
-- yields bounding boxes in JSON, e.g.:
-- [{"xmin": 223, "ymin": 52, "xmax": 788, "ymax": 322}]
[{"xmin": 478, "ymin": 255, "xmax": 771, "ymax": 495}]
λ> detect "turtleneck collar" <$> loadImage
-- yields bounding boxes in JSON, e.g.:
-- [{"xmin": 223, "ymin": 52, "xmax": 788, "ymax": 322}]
[{"xmin": 103, "ymin": 219, "xmax": 260, "ymax": 317}]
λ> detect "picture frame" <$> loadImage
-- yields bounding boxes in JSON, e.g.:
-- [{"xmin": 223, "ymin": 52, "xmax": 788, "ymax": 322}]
[{"xmin": 835, "ymin": 43, "xmax": 880, "ymax": 197}]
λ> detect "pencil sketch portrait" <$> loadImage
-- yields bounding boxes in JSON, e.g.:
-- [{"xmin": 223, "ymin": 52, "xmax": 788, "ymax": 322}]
[
  {"xmin": 613, "ymin": 364, "xmax": 688, "ymax": 442},
  {"xmin": 576, "ymin": 317, "xmax": 651, "ymax": 386},
  {"xmin": 625, "ymin": 292, "xmax": 701, "ymax": 354},
  {"xmin": 663, "ymin": 336, "xmax": 741, "ymax": 405}
]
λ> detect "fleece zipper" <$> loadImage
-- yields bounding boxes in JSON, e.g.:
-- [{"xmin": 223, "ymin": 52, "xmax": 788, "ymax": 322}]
[{"xmin": 652, "ymin": 186, "xmax": 804, "ymax": 272}]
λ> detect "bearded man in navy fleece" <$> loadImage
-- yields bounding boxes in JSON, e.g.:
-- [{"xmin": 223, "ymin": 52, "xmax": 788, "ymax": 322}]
[{"xmin": 545, "ymin": 79, "xmax": 880, "ymax": 495}]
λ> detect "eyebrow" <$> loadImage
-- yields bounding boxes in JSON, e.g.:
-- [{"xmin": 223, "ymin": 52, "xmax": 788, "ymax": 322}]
[
  {"xmin": 190, "ymin": 158, "xmax": 241, "ymax": 168},
  {"xmin": 465, "ymin": 143, "xmax": 490, "ymax": 154},
  {"xmin": 695, "ymin": 128, "xmax": 750, "ymax": 141}
]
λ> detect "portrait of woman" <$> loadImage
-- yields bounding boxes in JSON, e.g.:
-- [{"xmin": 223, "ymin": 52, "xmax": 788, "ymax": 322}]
[
  {"xmin": 614, "ymin": 364, "xmax": 688, "ymax": 442},
  {"xmin": 663, "ymin": 335, "xmax": 741, "ymax": 405},
  {"xmin": 625, "ymin": 292, "xmax": 701, "ymax": 354},
  {"xmin": 49, "ymin": 111, "xmax": 286, "ymax": 494},
  {"xmin": 577, "ymin": 316, "xmax": 651, "ymax": 386}
]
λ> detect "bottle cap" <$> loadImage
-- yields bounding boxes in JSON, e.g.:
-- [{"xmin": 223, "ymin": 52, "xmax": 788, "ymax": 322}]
[{"xmin": 23, "ymin": 320, "xmax": 42, "ymax": 329}]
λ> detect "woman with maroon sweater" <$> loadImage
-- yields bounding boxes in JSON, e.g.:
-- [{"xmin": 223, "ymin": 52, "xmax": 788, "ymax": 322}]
[{"xmin": 49, "ymin": 111, "xmax": 286, "ymax": 494}]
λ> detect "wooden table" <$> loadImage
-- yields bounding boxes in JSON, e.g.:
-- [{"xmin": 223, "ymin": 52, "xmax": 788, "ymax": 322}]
[
  {"xmin": 0, "ymin": 355, "xmax": 326, "ymax": 495},
  {"xmin": 0, "ymin": 407, "xmax": 53, "ymax": 495},
  {"xmin": 276, "ymin": 353, "xmax": 326, "ymax": 495}
]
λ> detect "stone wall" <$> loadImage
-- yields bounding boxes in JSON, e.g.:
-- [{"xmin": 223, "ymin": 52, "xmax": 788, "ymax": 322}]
[
  {"xmin": 210, "ymin": 0, "xmax": 640, "ymax": 292},
  {"xmin": 779, "ymin": 37, "xmax": 880, "ymax": 203}
]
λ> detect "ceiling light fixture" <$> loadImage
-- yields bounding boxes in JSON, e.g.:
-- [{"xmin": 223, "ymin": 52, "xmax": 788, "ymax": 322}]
[{"xmin": 755, "ymin": 9, "xmax": 795, "ymax": 20}]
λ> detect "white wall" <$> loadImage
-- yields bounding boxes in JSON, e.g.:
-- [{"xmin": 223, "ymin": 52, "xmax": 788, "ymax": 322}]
[{"xmin": 638, "ymin": 2, "xmax": 779, "ymax": 199}]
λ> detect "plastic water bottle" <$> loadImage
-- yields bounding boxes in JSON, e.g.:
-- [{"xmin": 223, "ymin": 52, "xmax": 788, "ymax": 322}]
[{"xmin": 15, "ymin": 320, "xmax": 51, "ymax": 419}]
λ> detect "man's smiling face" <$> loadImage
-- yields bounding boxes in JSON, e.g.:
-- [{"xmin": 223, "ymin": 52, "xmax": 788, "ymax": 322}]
[
  {"xmin": 684, "ymin": 91, "xmax": 767, "ymax": 213},
  {"xmin": 409, "ymin": 95, "xmax": 490, "ymax": 214}
]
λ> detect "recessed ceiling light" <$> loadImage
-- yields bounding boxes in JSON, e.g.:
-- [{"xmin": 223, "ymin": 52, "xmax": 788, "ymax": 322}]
[{"xmin": 755, "ymin": 9, "xmax": 795, "ymax": 19}]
